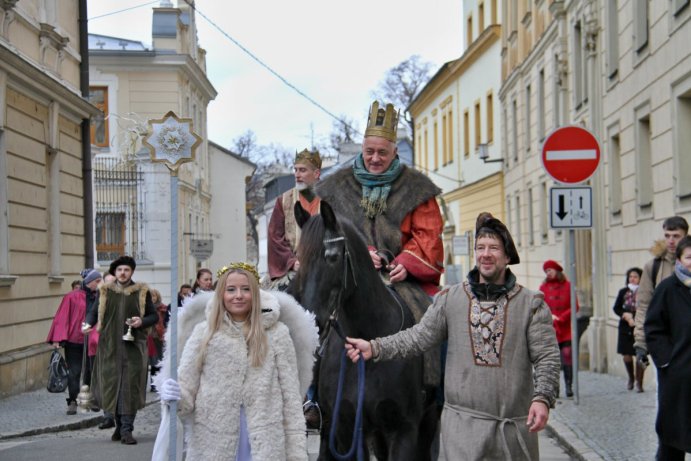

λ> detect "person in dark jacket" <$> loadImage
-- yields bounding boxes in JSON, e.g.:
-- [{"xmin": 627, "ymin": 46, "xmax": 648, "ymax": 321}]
[
  {"xmin": 645, "ymin": 236, "xmax": 691, "ymax": 460},
  {"xmin": 613, "ymin": 267, "xmax": 644, "ymax": 391}
]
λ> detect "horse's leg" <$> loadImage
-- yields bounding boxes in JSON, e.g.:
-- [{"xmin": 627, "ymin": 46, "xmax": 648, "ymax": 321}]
[
  {"xmin": 384, "ymin": 421, "xmax": 420, "ymax": 461},
  {"xmin": 416, "ymin": 394, "xmax": 441, "ymax": 461}
]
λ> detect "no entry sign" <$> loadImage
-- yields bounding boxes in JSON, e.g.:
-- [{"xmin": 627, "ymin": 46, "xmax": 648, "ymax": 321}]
[{"xmin": 541, "ymin": 126, "xmax": 601, "ymax": 184}]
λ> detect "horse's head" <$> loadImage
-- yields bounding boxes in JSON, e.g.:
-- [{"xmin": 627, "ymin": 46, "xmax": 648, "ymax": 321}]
[{"xmin": 292, "ymin": 200, "xmax": 365, "ymax": 327}]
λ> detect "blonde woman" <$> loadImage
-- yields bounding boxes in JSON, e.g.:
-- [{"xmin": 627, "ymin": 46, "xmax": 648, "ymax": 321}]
[{"xmin": 160, "ymin": 263, "xmax": 309, "ymax": 460}]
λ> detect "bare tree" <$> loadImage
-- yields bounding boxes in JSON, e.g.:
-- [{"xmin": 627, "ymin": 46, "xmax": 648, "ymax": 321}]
[
  {"xmin": 328, "ymin": 115, "xmax": 360, "ymax": 153},
  {"xmin": 372, "ymin": 55, "xmax": 434, "ymax": 137},
  {"xmin": 232, "ymin": 130, "xmax": 258, "ymax": 158}
]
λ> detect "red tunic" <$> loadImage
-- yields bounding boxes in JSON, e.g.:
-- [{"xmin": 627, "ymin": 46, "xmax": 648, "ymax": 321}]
[
  {"xmin": 267, "ymin": 190, "xmax": 320, "ymax": 279},
  {"xmin": 539, "ymin": 278, "xmax": 578, "ymax": 343},
  {"xmin": 46, "ymin": 289, "xmax": 86, "ymax": 345}
]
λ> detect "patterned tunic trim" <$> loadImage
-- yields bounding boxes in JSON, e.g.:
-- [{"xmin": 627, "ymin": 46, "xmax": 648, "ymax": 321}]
[{"xmin": 464, "ymin": 281, "xmax": 522, "ymax": 366}]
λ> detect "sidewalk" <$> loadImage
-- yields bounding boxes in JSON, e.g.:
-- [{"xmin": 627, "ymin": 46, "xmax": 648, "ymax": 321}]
[
  {"xmin": 548, "ymin": 370, "xmax": 658, "ymax": 461},
  {"xmin": 0, "ymin": 387, "xmax": 160, "ymax": 440},
  {"xmin": 0, "ymin": 371, "xmax": 659, "ymax": 459}
]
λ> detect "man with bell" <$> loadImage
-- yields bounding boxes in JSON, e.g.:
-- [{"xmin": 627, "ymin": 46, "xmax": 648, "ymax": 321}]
[{"xmin": 84, "ymin": 255, "xmax": 157, "ymax": 445}]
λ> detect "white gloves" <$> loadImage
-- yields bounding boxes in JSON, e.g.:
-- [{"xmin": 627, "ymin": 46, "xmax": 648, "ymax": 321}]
[{"xmin": 160, "ymin": 378, "xmax": 181, "ymax": 402}]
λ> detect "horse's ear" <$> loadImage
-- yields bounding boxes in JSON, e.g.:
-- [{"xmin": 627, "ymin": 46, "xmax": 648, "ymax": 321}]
[
  {"xmin": 294, "ymin": 201, "xmax": 310, "ymax": 228},
  {"xmin": 320, "ymin": 200, "xmax": 339, "ymax": 232}
]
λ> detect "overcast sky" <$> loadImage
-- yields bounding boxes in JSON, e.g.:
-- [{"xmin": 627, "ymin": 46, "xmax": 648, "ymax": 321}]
[{"xmin": 88, "ymin": 0, "xmax": 463, "ymax": 155}]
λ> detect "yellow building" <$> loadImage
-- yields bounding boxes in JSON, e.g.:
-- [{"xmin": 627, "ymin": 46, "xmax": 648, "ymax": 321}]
[
  {"xmin": 0, "ymin": 1, "xmax": 98, "ymax": 396},
  {"xmin": 409, "ymin": 0, "xmax": 504, "ymax": 282}
]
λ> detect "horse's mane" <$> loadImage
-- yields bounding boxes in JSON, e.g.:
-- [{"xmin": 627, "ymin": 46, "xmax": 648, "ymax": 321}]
[{"xmin": 296, "ymin": 211, "xmax": 379, "ymax": 290}]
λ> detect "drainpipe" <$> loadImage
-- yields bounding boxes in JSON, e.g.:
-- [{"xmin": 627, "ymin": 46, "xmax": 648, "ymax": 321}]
[{"xmin": 78, "ymin": 0, "xmax": 94, "ymax": 267}]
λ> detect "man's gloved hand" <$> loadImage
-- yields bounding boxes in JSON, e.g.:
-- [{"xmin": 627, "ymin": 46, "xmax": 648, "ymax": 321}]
[
  {"xmin": 635, "ymin": 347, "xmax": 649, "ymax": 368},
  {"xmin": 160, "ymin": 378, "xmax": 181, "ymax": 402}
]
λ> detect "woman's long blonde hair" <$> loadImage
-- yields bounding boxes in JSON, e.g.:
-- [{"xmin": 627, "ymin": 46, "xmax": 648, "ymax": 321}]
[{"xmin": 200, "ymin": 268, "xmax": 267, "ymax": 367}]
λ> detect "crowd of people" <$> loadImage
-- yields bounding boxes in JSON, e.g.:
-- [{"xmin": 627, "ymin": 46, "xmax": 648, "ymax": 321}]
[{"xmin": 45, "ymin": 100, "xmax": 689, "ymax": 459}]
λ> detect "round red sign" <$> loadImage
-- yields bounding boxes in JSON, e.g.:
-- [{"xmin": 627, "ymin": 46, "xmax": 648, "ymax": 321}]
[{"xmin": 541, "ymin": 126, "xmax": 601, "ymax": 184}]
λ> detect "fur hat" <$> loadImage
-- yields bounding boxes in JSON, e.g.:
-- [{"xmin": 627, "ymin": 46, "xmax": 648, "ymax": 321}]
[
  {"xmin": 543, "ymin": 260, "xmax": 563, "ymax": 273},
  {"xmin": 475, "ymin": 212, "xmax": 520, "ymax": 265},
  {"xmin": 109, "ymin": 255, "xmax": 136, "ymax": 275},
  {"xmin": 80, "ymin": 268, "xmax": 102, "ymax": 285}
]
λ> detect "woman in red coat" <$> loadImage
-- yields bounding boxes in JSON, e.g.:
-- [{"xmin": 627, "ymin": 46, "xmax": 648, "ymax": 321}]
[{"xmin": 539, "ymin": 260, "xmax": 578, "ymax": 397}]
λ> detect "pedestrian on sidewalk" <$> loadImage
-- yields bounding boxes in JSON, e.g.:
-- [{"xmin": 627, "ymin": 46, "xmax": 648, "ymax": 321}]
[
  {"xmin": 634, "ymin": 215, "xmax": 688, "ymax": 384},
  {"xmin": 91, "ymin": 272, "xmax": 116, "ymax": 429},
  {"xmin": 84, "ymin": 255, "xmax": 157, "ymax": 446},
  {"xmin": 345, "ymin": 212, "xmax": 561, "ymax": 460},
  {"xmin": 147, "ymin": 288, "xmax": 166, "ymax": 393},
  {"xmin": 612, "ymin": 267, "xmax": 645, "ymax": 391},
  {"xmin": 159, "ymin": 263, "xmax": 310, "ymax": 460},
  {"xmin": 46, "ymin": 268, "xmax": 101, "ymax": 415},
  {"xmin": 645, "ymin": 235, "xmax": 691, "ymax": 460},
  {"xmin": 540, "ymin": 260, "xmax": 578, "ymax": 398}
]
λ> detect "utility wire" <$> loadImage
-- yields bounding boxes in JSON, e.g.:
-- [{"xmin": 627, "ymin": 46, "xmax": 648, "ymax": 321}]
[
  {"xmin": 89, "ymin": 1, "xmax": 159, "ymax": 21},
  {"xmin": 181, "ymin": 0, "xmax": 362, "ymax": 138}
]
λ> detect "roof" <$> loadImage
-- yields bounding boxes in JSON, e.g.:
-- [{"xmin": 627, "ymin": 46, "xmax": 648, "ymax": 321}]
[
  {"xmin": 208, "ymin": 141, "xmax": 257, "ymax": 169},
  {"xmin": 88, "ymin": 34, "xmax": 149, "ymax": 52}
]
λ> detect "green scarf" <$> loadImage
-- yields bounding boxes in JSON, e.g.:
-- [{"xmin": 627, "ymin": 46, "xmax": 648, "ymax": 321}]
[{"xmin": 352, "ymin": 153, "xmax": 403, "ymax": 219}]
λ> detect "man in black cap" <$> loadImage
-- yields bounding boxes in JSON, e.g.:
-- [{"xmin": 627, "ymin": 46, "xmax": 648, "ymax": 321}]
[
  {"xmin": 345, "ymin": 212, "xmax": 561, "ymax": 460},
  {"xmin": 84, "ymin": 255, "xmax": 157, "ymax": 445}
]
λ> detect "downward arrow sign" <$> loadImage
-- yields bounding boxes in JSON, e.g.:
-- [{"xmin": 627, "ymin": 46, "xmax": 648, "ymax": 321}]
[{"xmin": 556, "ymin": 194, "xmax": 568, "ymax": 220}]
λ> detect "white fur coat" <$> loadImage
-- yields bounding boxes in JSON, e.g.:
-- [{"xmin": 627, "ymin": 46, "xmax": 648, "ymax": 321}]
[{"xmin": 152, "ymin": 290, "xmax": 318, "ymax": 461}]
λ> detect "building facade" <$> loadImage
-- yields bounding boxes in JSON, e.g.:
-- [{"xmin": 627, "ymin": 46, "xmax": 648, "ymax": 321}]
[
  {"xmin": 0, "ymin": 0, "xmax": 97, "ymax": 396},
  {"xmin": 88, "ymin": 3, "xmax": 218, "ymax": 300},
  {"xmin": 498, "ymin": 0, "xmax": 691, "ymax": 383},
  {"xmin": 409, "ymin": 0, "xmax": 504, "ymax": 282}
]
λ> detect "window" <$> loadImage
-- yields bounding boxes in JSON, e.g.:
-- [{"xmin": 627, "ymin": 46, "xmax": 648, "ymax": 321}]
[
  {"xmin": 464, "ymin": 109, "xmax": 470, "ymax": 157},
  {"xmin": 424, "ymin": 129, "xmax": 429, "ymax": 171},
  {"xmin": 606, "ymin": 0, "xmax": 619, "ymax": 78},
  {"xmin": 416, "ymin": 134, "xmax": 422, "ymax": 168},
  {"xmin": 96, "ymin": 212, "xmax": 126, "ymax": 261},
  {"xmin": 447, "ymin": 110, "xmax": 454, "ymax": 163},
  {"xmin": 442, "ymin": 114, "xmax": 448, "ymax": 165},
  {"xmin": 635, "ymin": 106, "xmax": 653, "ymax": 208},
  {"xmin": 89, "ymin": 86, "xmax": 109, "ymax": 147},
  {"xmin": 434, "ymin": 121, "xmax": 439, "ymax": 170},
  {"xmin": 487, "ymin": 92, "xmax": 494, "ymax": 143},
  {"xmin": 540, "ymin": 181, "xmax": 549, "ymax": 241},
  {"xmin": 528, "ymin": 186, "xmax": 535, "ymax": 246},
  {"xmin": 467, "ymin": 15, "xmax": 473, "ymax": 47},
  {"xmin": 537, "ymin": 69, "xmax": 545, "ymax": 140},
  {"xmin": 474, "ymin": 101, "xmax": 481, "ymax": 147},
  {"xmin": 573, "ymin": 22, "xmax": 587, "ymax": 107},
  {"xmin": 673, "ymin": 82, "xmax": 691, "ymax": 199},
  {"xmin": 553, "ymin": 55, "xmax": 561, "ymax": 127},
  {"xmin": 525, "ymin": 84, "xmax": 532, "ymax": 152},
  {"xmin": 515, "ymin": 194, "xmax": 522, "ymax": 246},
  {"xmin": 491, "ymin": 0, "xmax": 497, "ymax": 25},
  {"xmin": 608, "ymin": 128, "xmax": 622, "ymax": 214},
  {"xmin": 512, "ymin": 99, "xmax": 518, "ymax": 162},
  {"xmin": 673, "ymin": 0, "xmax": 690, "ymax": 15},
  {"xmin": 633, "ymin": 0, "xmax": 649, "ymax": 52},
  {"xmin": 479, "ymin": 2, "xmax": 485, "ymax": 32},
  {"xmin": 0, "ymin": 128, "xmax": 9, "ymax": 276}
]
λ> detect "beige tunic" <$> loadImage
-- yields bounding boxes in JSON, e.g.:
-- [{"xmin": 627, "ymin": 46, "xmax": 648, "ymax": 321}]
[{"xmin": 375, "ymin": 281, "xmax": 560, "ymax": 460}]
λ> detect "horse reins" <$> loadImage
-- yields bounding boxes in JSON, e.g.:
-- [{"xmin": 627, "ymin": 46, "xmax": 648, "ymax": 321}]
[{"xmin": 320, "ymin": 235, "xmax": 366, "ymax": 461}]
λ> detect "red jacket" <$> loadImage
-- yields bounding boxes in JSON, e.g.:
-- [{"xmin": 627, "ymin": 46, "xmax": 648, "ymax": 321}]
[
  {"xmin": 539, "ymin": 278, "xmax": 578, "ymax": 343},
  {"xmin": 46, "ymin": 289, "xmax": 86, "ymax": 345}
]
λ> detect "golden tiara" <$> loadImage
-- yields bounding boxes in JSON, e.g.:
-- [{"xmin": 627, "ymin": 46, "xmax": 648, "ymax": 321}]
[{"xmin": 217, "ymin": 262, "xmax": 260, "ymax": 282}]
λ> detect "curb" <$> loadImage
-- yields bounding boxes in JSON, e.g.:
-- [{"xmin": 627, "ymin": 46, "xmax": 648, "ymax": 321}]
[
  {"xmin": 0, "ymin": 397, "xmax": 160, "ymax": 441},
  {"xmin": 546, "ymin": 419, "xmax": 605, "ymax": 461}
]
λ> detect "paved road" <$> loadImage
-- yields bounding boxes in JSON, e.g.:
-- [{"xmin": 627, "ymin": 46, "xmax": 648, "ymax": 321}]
[{"xmin": 0, "ymin": 401, "xmax": 574, "ymax": 460}]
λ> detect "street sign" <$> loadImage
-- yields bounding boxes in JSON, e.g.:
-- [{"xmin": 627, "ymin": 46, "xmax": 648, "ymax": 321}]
[
  {"xmin": 550, "ymin": 187, "xmax": 592, "ymax": 228},
  {"xmin": 452, "ymin": 234, "xmax": 469, "ymax": 256},
  {"xmin": 190, "ymin": 239, "xmax": 213, "ymax": 261},
  {"xmin": 542, "ymin": 126, "xmax": 601, "ymax": 184}
]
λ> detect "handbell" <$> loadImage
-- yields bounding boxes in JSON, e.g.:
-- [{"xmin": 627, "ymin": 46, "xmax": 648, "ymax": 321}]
[
  {"xmin": 76, "ymin": 384, "xmax": 94, "ymax": 413},
  {"xmin": 122, "ymin": 324, "xmax": 135, "ymax": 341}
]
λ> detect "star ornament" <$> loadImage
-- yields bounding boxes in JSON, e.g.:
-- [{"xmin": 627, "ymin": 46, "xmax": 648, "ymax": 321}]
[{"xmin": 142, "ymin": 111, "xmax": 202, "ymax": 173}]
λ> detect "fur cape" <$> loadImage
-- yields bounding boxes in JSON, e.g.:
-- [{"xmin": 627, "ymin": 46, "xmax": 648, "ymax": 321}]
[
  {"xmin": 151, "ymin": 290, "xmax": 318, "ymax": 461},
  {"xmin": 153, "ymin": 289, "xmax": 318, "ymax": 395}
]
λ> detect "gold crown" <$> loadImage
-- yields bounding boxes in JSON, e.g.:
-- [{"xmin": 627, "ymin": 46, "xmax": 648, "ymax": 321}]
[
  {"xmin": 294, "ymin": 148, "xmax": 322, "ymax": 169},
  {"xmin": 364, "ymin": 101, "xmax": 399, "ymax": 143},
  {"xmin": 217, "ymin": 262, "xmax": 260, "ymax": 283}
]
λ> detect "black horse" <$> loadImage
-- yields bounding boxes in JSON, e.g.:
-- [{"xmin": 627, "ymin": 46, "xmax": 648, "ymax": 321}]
[{"xmin": 291, "ymin": 200, "xmax": 438, "ymax": 461}]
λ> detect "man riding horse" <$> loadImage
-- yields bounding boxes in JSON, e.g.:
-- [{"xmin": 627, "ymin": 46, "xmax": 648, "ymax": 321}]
[{"xmin": 316, "ymin": 100, "xmax": 444, "ymax": 323}]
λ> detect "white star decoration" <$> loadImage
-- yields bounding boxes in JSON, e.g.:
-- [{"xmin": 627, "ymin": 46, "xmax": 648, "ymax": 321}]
[{"xmin": 143, "ymin": 111, "xmax": 201, "ymax": 172}]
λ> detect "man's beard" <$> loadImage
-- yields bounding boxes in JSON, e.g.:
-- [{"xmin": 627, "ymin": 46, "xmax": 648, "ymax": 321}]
[{"xmin": 296, "ymin": 182, "xmax": 308, "ymax": 191}]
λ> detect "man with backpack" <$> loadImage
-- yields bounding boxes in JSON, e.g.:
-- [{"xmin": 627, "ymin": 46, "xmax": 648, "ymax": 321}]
[{"xmin": 633, "ymin": 215, "xmax": 688, "ymax": 391}]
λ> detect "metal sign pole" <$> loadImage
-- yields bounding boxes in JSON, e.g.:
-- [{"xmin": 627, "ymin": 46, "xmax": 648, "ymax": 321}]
[
  {"xmin": 142, "ymin": 111, "xmax": 201, "ymax": 461},
  {"xmin": 568, "ymin": 229, "xmax": 579, "ymax": 405}
]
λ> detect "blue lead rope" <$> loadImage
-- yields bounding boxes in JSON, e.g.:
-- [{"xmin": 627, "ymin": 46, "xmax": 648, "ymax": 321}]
[{"xmin": 329, "ymin": 349, "xmax": 366, "ymax": 461}]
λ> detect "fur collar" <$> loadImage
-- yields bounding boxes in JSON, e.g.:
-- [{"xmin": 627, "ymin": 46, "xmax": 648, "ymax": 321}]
[
  {"xmin": 650, "ymin": 239, "xmax": 669, "ymax": 259},
  {"xmin": 96, "ymin": 281, "xmax": 149, "ymax": 330}
]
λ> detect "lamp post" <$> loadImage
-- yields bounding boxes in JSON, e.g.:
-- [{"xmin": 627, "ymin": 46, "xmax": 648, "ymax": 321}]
[{"xmin": 142, "ymin": 111, "xmax": 201, "ymax": 461}]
